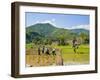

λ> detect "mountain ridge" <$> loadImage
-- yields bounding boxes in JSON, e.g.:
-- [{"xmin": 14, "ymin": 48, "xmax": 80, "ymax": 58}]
[{"xmin": 26, "ymin": 23, "xmax": 89, "ymax": 43}]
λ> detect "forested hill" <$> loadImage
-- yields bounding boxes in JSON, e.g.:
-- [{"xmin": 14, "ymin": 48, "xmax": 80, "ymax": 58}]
[{"xmin": 26, "ymin": 23, "xmax": 89, "ymax": 43}]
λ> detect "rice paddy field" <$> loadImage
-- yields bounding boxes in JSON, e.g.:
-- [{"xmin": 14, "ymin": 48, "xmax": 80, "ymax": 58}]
[{"xmin": 26, "ymin": 43, "xmax": 89, "ymax": 67}]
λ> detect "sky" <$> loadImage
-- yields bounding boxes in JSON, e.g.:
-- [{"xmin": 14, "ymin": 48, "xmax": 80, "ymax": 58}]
[{"xmin": 25, "ymin": 12, "xmax": 90, "ymax": 30}]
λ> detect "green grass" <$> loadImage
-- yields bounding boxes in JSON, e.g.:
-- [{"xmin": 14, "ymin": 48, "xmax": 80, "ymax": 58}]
[{"xmin": 50, "ymin": 44, "xmax": 89, "ymax": 64}]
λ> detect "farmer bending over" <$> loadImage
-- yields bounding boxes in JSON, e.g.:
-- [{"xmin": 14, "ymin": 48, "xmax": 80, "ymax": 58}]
[
  {"xmin": 52, "ymin": 48, "xmax": 56, "ymax": 55},
  {"xmin": 42, "ymin": 46, "xmax": 45, "ymax": 54},
  {"xmin": 45, "ymin": 48, "xmax": 50, "ymax": 55}
]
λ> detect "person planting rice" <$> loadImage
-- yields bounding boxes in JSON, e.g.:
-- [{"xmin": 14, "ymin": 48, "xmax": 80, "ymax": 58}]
[
  {"xmin": 38, "ymin": 47, "xmax": 41, "ymax": 55},
  {"xmin": 52, "ymin": 48, "xmax": 56, "ymax": 55},
  {"xmin": 72, "ymin": 37, "xmax": 79, "ymax": 53},
  {"xmin": 42, "ymin": 46, "xmax": 45, "ymax": 54},
  {"xmin": 45, "ymin": 47, "xmax": 50, "ymax": 55}
]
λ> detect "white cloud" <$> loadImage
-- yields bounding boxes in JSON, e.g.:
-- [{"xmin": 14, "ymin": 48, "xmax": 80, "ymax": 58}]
[
  {"xmin": 40, "ymin": 20, "xmax": 53, "ymax": 24},
  {"xmin": 35, "ymin": 19, "xmax": 57, "ymax": 26},
  {"xmin": 33, "ymin": 20, "xmax": 89, "ymax": 30},
  {"xmin": 35, "ymin": 21, "xmax": 39, "ymax": 23},
  {"xmin": 52, "ymin": 18, "xmax": 56, "ymax": 22},
  {"xmin": 67, "ymin": 24, "xmax": 90, "ymax": 30}
]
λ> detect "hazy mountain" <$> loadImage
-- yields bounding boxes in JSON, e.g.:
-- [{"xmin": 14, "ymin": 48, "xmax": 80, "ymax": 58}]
[{"xmin": 70, "ymin": 29, "xmax": 89, "ymax": 35}]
